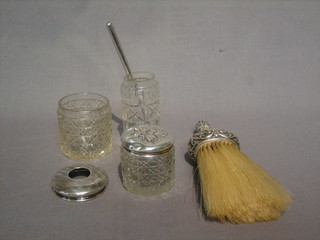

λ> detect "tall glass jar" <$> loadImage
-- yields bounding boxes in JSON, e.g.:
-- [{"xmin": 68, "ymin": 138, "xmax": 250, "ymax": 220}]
[
  {"xmin": 57, "ymin": 92, "xmax": 112, "ymax": 161},
  {"xmin": 121, "ymin": 72, "xmax": 160, "ymax": 129},
  {"xmin": 120, "ymin": 125, "xmax": 175, "ymax": 196}
]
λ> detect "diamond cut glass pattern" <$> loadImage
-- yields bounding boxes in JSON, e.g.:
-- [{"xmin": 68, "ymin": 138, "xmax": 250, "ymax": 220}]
[
  {"xmin": 121, "ymin": 147, "xmax": 174, "ymax": 195},
  {"xmin": 57, "ymin": 93, "xmax": 112, "ymax": 161},
  {"xmin": 121, "ymin": 72, "xmax": 160, "ymax": 129},
  {"xmin": 121, "ymin": 125, "xmax": 174, "ymax": 195}
]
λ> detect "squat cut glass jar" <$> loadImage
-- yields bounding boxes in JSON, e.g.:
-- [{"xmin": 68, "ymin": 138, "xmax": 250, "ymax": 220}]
[{"xmin": 57, "ymin": 92, "xmax": 112, "ymax": 161}]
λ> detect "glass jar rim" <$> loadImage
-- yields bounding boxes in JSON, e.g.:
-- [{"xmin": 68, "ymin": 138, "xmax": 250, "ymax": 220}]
[
  {"xmin": 124, "ymin": 71, "xmax": 155, "ymax": 82},
  {"xmin": 58, "ymin": 92, "xmax": 110, "ymax": 112}
]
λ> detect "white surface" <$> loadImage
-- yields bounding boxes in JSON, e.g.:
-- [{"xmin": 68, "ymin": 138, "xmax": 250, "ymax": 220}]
[{"xmin": 1, "ymin": 0, "xmax": 319, "ymax": 239}]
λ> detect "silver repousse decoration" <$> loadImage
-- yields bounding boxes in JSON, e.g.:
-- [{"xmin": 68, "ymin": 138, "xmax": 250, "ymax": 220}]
[
  {"xmin": 121, "ymin": 125, "xmax": 173, "ymax": 154},
  {"xmin": 126, "ymin": 125, "xmax": 168, "ymax": 144},
  {"xmin": 188, "ymin": 121, "xmax": 240, "ymax": 159}
]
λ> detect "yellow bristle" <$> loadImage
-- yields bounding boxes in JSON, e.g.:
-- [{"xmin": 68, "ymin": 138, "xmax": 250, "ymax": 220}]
[{"xmin": 196, "ymin": 141, "xmax": 292, "ymax": 224}]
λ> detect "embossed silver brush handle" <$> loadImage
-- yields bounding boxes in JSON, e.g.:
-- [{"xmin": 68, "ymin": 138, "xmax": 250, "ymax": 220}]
[
  {"xmin": 188, "ymin": 121, "xmax": 240, "ymax": 159},
  {"xmin": 106, "ymin": 22, "xmax": 132, "ymax": 80}
]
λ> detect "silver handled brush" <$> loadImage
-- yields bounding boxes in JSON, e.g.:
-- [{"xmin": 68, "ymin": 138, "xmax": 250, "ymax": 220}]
[{"xmin": 188, "ymin": 121, "xmax": 292, "ymax": 224}]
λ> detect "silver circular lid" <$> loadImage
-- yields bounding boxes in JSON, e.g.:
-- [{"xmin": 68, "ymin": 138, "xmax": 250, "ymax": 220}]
[
  {"xmin": 51, "ymin": 164, "xmax": 107, "ymax": 202},
  {"xmin": 121, "ymin": 125, "xmax": 174, "ymax": 154}
]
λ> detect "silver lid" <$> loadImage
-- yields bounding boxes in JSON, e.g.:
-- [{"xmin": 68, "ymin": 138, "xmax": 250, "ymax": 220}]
[
  {"xmin": 51, "ymin": 164, "xmax": 108, "ymax": 202},
  {"xmin": 188, "ymin": 121, "xmax": 240, "ymax": 159},
  {"xmin": 121, "ymin": 125, "xmax": 174, "ymax": 154}
]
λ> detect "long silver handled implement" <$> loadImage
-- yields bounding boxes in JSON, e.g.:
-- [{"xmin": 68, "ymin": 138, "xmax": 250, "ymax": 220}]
[{"xmin": 106, "ymin": 22, "xmax": 133, "ymax": 80}]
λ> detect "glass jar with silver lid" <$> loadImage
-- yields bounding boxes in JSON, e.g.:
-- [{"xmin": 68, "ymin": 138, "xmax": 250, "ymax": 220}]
[{"xmin": 120, "ymin": 125, "xmax": 174, "ymax": 196}]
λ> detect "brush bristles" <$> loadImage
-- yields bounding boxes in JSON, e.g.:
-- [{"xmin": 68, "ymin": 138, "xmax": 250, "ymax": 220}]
[{"xmin": 196, "ymin": 141, "xmax": 292, "ymax": 224}]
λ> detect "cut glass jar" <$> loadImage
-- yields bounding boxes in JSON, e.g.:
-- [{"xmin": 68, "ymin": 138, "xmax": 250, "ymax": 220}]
[
  {"xmin": 120, "ymin": 125, "xmax": 174, "ymax": 196},
  {"xmin": 57, "ymin": 92, "xmax": 112, "ymax": 161},
  {"xmin": 121, "ymin": 72, "xmax": 160, "ymax": 129}
]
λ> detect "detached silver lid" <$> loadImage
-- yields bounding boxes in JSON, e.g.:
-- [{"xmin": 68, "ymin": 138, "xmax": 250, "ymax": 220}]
[
  {"xmin": 51, "ymin": 164, "xmax": 107, "ymax": 202},
  {"xmin": 121, "ymin": 125, "xmax": 174, "ymax": 154}
]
